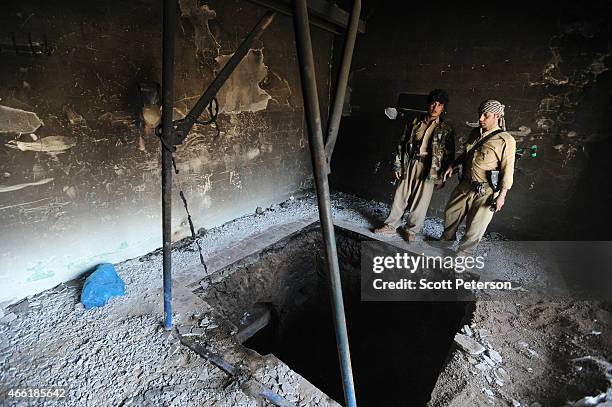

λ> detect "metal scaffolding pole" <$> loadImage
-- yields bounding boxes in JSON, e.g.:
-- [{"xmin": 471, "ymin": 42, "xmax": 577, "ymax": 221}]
[
  {"xmin": 290, "ymin": 0, "xmax": 357, "ymax": 405},
  {"xmin": 161, "ymin": 0, "xmax": 177, "ymax": 330},
  {"xmin": 324, "ymin": 0, "xmax": 361, "ymax": 174},
  {"xmin": 159, "ymin": 4, "xmax": 275, "ymax": 330}
]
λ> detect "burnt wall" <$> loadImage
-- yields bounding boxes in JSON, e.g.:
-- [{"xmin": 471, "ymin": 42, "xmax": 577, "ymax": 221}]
[
  {"xmin": 329, "ymin": 1, "xmax": 612, "ymax": 240},
  {"xmin": 0, "ymin": 0, "xmax": 334, "ymax": 304}
]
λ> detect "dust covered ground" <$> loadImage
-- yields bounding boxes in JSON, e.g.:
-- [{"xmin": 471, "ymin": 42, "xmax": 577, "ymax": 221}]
[
  {"xmin": 0, "ymin": 191, "xmax": 610, "ymax": 406},
  {"xmin": 428, "ymin": 300, "xmax": 612, "ymax": 407}
]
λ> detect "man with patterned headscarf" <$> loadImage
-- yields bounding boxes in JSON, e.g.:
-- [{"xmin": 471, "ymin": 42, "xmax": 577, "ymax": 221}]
[
  {"xmin": 374, "ymin": 89, "xmax": 455, "ymax": 241},
  {"xmin": 440, "ymin": 99, "xmax": 516, "ymax": 252}
]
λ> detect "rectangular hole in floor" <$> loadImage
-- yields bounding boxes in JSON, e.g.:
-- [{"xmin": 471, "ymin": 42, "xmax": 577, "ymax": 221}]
[{"xmin": 196, "ymin": 224, "xmax": 472, "ymax": 406}]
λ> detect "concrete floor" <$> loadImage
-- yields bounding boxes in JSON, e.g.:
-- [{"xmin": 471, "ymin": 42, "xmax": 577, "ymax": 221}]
[{"xmin": 1, "ymin": 191, "xmax": 610, "ymax": 406}]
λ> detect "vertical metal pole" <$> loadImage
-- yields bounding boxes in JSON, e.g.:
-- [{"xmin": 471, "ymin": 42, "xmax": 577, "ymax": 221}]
[
  {"xmin": 161, "ymin": 0, "xmax": 176, "ymax": 330},
  {"xmin": 290, "ymin": 1, "xmax": 357, "ymax": 406},
  {"xmin": 324, "ymin": 0, "xmax": 361, "ymax": 174}
]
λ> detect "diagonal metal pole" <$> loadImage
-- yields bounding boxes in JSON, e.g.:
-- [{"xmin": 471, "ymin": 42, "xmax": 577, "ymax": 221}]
[
  {"xmin": 161, "ymin": 0, "xmax": 177, "ymax": 330},
  {"xmin": 174, "ymin": 12, "xmax": 275, "ymax": 143},
  {"xmin": 323, "ymin": 0, "xmax": 361, "ymax": 174},
  {"xmin": 290, "ymin": 1, "xmax": 357, "ymax": 406}
]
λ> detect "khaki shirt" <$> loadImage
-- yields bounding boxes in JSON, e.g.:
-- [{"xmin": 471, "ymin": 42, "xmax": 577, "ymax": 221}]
[
  {"xmin": 463, "ymin": 127, "xmax": 516, "ymax": 190},
  {"xmin": 411, "ymin": 117, "xmax": 439, "ymax": 155}
]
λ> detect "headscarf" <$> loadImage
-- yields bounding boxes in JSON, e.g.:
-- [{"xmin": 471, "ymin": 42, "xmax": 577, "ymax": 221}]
[{"xmin": 479, "ymin": 99, "xmax": 506, "ymax": 130}]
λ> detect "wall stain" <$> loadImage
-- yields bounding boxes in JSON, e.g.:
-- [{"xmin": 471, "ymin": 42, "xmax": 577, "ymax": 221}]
[
  {"xmin": 179, "ymin": 0, "xmax": 220, "ymax": 60},
  {"xmin": 0, "ymin": 105, "xmax": 43, "ymax": 133},
  {"xmin": 530, "ymin": 16, "xmax": 611, "ymax": 163},
  {"xmin": 6, "ymin": 136, "xmax": 77, "ymax": 155},
  {"xmin": 215, "ymin": 49, "xmax": 271, "ymax": 114},
  {"xmin": 0, "ymin": 177, "xmax": 54, "ymax": 193}
]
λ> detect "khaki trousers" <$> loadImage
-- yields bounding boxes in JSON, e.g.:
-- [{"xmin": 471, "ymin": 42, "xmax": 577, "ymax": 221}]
[
  {"xmin": 384, "ymin": 159, "xmax": 435, "ymax": 234},
  {"xmin": 441, "ymin": 182, "xmax": 495, "ymax": 252}
]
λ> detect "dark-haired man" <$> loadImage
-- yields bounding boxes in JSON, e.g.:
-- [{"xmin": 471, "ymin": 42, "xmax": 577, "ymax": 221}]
[
  {"xmin": 374, "ymin": 89, "xmax": 455, "ymax": 241},
  {"xmin": 441, "ymin": 99, "xmax": 516, "ymax": 252}
]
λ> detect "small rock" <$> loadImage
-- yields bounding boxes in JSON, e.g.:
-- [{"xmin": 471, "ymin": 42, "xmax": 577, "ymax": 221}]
[
  {"xmin": 483, "ymin": 354, "xmax": 496, "ymax": 366},
  {"xmin": 478, "ymin": 328, "xmax": 491, "ymax": 338},
  {"xmin": 486, "ymin": 349, "xmax": 503, "ymax": 364},
  {"xmin": 511, "ymin": 399, "xmax": 521, "ymax": 407},
  {"xmin": 199, "ymin": 316, "xmax": 218, "ymax": 329},
  {"xmin": 482, "ymin": 388, "xmax": 494, "ymax": 398},
  {"xmin": 475, "ymin": 362, "xmax": 489, "ymax": 371},
  {"xmin": 454, "ymin": 333, "xmax": 486, "ymax": 355},
  {"xmin": 255, "ymin": 207, "xmax": 264, "ymax": 215},
  {"xmin": 495, "ymin": 367, "xmax": 510, "ymax": 382},
  {"xmin": 190, "ymin": 327, "xmax": 205, "ymax": 335},
  {"xmin": 495, "ymin": 379, "xmax": 504, "ymax": 387}
]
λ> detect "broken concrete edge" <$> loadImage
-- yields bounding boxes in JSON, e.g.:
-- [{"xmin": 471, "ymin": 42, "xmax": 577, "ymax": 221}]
[
  {"xmin": 182, "ymin": 218, "xmax": 321, "ymax": 290},
  {"xmin": 172, "ymin": 221, "xmax": 383, "ymax": 406},
  {"xmin": 176, "ymin": 301, "xmax": 340, "ymax": 407}
]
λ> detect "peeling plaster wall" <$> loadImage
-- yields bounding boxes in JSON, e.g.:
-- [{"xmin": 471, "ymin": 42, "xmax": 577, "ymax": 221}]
[
  {"xmin": 0, "ymin": 0, "xmax": 334, "ymax": 304},
  {"xmin": 330, "ymin": 1, "xmax": 612, "ymax": 240}
]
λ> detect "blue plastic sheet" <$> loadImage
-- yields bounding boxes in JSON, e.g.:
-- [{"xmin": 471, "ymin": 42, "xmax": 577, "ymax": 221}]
[{"xmin": 80, "ymin": 263, "xmax": 125, "ymax": 309}]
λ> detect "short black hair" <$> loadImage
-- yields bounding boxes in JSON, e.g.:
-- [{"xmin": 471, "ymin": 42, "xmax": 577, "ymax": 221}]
[{"xmin": 427, "ymin": 89, "xmax": 449, "ymax": 107}]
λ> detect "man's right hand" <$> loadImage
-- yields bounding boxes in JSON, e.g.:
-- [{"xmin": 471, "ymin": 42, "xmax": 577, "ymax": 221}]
[
  {"xmin": 394, "ymin": 171, "xmax": 401, "ymax": 180},
  {"xmin": 443, "ymin": 165, "xmax": 454, "ymax": 181}
]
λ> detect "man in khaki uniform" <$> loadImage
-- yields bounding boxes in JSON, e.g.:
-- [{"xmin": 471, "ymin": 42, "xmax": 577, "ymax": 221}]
[
  {"xmin": 374, "ymin": 89, "xmax": 455, "ymax": 241},
  {"xmin": 441, "ymin": 99, "xmax": 516, "ymax": 252}
]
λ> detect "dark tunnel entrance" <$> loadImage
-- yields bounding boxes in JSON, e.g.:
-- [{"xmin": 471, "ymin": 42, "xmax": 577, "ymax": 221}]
[{"xmin": 197, "ymin": 224, "xmax": 472, "ymax": 406}]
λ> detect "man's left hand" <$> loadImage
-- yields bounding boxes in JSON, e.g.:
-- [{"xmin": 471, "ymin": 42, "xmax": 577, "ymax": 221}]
[{"xmin": 495, "ymin": 196, "xmax": 505, "ymax": 212}]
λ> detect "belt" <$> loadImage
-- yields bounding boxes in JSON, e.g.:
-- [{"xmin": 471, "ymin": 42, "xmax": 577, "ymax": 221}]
[{"xmin": 461, "ymin": 180, "xmax": 493, "ymax": 196}]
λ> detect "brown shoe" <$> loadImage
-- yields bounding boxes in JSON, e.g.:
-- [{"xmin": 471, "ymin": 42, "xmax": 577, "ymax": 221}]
[
  {"xmin": 373, "ymin": 224, "xmax": 397, "ymax": 235},
  {"xmin": 399, "ymin": 228, "xmax": 417, "ymax": 242}
]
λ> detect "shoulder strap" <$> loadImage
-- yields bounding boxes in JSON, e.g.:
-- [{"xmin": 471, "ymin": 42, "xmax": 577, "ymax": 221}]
[{"xmin": 467, "ymin": 129, "xmax": 504, "ymax": 155}]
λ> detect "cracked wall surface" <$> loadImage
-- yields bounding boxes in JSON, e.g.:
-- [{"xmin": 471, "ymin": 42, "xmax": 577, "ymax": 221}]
[
  {"xmin": 0, "ymin": 0, "xmax": 334, "ymax": 304},
  {"xmin": 329, "ymin": 1, "xmax": 611, "ymax": 240}
]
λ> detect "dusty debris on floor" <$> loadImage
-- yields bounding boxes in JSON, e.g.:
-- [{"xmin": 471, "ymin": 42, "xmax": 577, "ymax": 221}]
[
  {"xmin": 0, "ymin": 192, "xmax": 610, "ymax": 406},
  {"xmin": 429, "ymin": 301, "xmax": 612, "ymax": 407}
]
